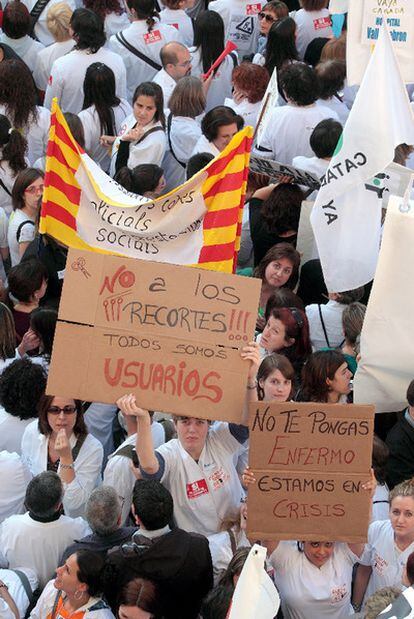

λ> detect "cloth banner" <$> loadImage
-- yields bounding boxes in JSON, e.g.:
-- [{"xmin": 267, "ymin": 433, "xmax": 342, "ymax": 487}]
[
  {"xmin": 354, "ymin": 194, "xmax": 414, "ymax": 413},
  {"xmin": 39, "ymin": 100, "xmax": 253, "ymax": 273},
  {"xmin": 310, "ymin": 22, "xmax": 414, "ymax": 293},
  {"xmin": 227, "ymin": 544, "xmax": 280, "ymax": 619}
]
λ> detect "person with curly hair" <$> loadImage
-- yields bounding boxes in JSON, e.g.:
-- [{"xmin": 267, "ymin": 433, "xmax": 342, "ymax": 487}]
[
  {"xmin": 0, "ymin": 60, "xmax": 50, "ymax": 165},
  {"xmin": 224, "ymin": 62, "xmax": 269, "ymax": 128},
  {"xmin": 44, "ymin": 8, "xmax": 127, "ymax": 114},
  {"xmin": 0, "ymin": 358, "xmax": 47, "ymax": 454},
  {"xmin": 83, "ymin": 0, "xmax": 129, "ymax": 39}
]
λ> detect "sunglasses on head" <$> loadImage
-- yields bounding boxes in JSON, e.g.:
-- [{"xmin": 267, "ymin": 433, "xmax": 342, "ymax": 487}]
[{"xmin": 258, "ymin": 11, "xmax": 276, "ymax": 22}]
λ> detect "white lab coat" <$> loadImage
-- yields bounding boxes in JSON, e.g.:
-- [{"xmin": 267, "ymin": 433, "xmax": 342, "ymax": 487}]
[
  {"xmin": 22, "ymin": 0, "xmax": 76, "ymax": 46},
  {"xmin": 33, "ymin": 39, "xmax": 74, "ymax": 92},
  {"xmin": 109, "ymin": 115, "xmax": 166, "ymax": 176},
  {"xmin": 162, "ymin": 115, "xmax": 201, "ymax": 191},
  {"xmin": 190, "ymin": 46, "xmax": 237, "ymax": 112},
  {"xmin": 159, "ymin": 7, "xmax": 194, "ymax": 47},
  {"xmin": 0, "ymin": 33, "xmax": 44, "ymax": 72}
]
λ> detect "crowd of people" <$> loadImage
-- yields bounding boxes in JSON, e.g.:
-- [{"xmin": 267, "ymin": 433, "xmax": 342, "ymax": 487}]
[{"xmin": 0, "ymin": 0, "xmax": 413, "ymax": 617}]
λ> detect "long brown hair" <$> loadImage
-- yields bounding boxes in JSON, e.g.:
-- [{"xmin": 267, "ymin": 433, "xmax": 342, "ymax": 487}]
[{"xmin": 37, "ymin": 394, "xmax": 87, "ymax": 438}]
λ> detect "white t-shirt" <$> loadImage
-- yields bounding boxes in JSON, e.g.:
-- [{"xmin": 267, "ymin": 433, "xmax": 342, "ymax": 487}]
[
  {"xmin": 190, "ymin": 47, "xmax": 237, "ymax": 112},
  {"xmin": 361, "ymin": 519, "xmax": 414, "ymax": 599},
  {"xmin": 255, "ymin": 103, "xmax": 338, "ymax": 165},
  {"xmin": 108, "ymin": 20, "xmax": 181, "ymax": 103},
  {"xmin": 153, "ymin": 68, "xmax": 177, "ymax": 110},
  {"xmin": 110, "ymin": 116, "xmax": 166, "ymax": 176},
  {"xmin": 160, "ymin": 7, "xmax": 194, "ymax": 47},
  {"xmin": 78, "ymin": 99, "xmax": 132, "ymax": 172},
  {"xmin": 104, "ymin": 11, "xmax": 130, "ymax": 40},
  {"xmin": 0, "ymin": 512, "xmax": 90, "ymax": 588},
  {"xmin": 0, "ymin": 407, "xmax": 35, "ymax": 455},
  {"xmin": 0, "ymin": 34, "xmax": 44, "ymax": 72},
  {"xmin": 162, "ymin": 115, "xmax": 201, "ymax": 192},
  {"xmin": 293, "ymin": 8, "xmax": 333, "ymax": 59},
  {"xmin": 0, "ymin": 567, "xmax": 37, "ymax": 619},
  {"xmin": 7, "ymin": 209, "xmax": 36, "ymax": 267},
  {"xmin": 33, "ymin": 39, "xmax": 75, "ymax": 92},
  {"xmin": 315, "ymin": 96, "xmax": 349, "ymax": 126},
  {"xmin": 142, "ymin": 422, "xmax": 247, "ymax": 536},
  {"xmin": 0, "ymin": 451, "xmax": 32, "ymax": 524},
  {"xmin": 270, "ymin": 541, "xmax": 359, "ymax": 619},
  {"xmin": 224, "ymin": 96, "xmax": 261, "ymax": 128},
  {"xmin": 209, "ymin": 0, "xmax": 261, "ymax": 57},
  {"xmin": 292, "ymin": 154, "xmax": 329, "ymax": 201},
  {"xmin": 103, "ymin": 422, "xmax": 165, "ymax": 524},
  {"xmin": 305, "ymin": 299, "xmax": 346, "ymax": 351},
  {"xmin": 21, "ymin": 421, "xmax": 103, "ymax": 518},
  {"xmin": 22, "ymin": 0, "xmax": 76, "ymax": 46},
  {"xmin": 30, "ymin": 579, "xmax": 115, "ymax": 619},
  {"xmin": 44, "ymin": 48, "xmax": 127, "ymax": 114}
]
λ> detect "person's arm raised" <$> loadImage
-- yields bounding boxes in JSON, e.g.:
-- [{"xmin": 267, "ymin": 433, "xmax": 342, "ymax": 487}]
[{"xmin": 116, "ymin": 394, "xmax": 159, "ymax": 475}]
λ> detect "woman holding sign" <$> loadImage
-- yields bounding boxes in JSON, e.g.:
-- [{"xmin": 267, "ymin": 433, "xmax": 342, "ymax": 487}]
[{"xmin": 116, "ymin": 343, "xmax": 260, "ymax": 537}]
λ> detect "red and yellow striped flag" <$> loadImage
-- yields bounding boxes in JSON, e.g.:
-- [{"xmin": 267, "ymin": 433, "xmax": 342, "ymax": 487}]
[{"xmin": 40, "ymin": 99, "xmax": 253, "ymax": 273}]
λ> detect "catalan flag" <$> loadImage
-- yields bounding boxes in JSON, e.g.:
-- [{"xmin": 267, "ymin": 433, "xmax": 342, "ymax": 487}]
[{"xmin": 40, "ymin": 99, "xmax": 253, "ymax": 273}]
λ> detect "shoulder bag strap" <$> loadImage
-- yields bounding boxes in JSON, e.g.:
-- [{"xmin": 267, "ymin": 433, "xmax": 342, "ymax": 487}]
[
  {"xmin": 228, "ymin": 529, "xmax": 237, "ymax": 556},
  {"xmin": 71, "ymin": 434, "xmax": 87, "ymax": 462},
  {"xmin": 115, "ymin": 32, "xmax": 162, "ymax": 71},
  {"xmin": 50, "ymin": 590, "xmax": 62, "ymax": 619},
  {"xmin": 11, "ymin": 569, "xmax": 33, "ymax": 603},
  {"xmin": 135, "ymin": 125, "xmax": 164, "ymax": 145},
  {"xmin": 167, "ymin": 113, "xmax": 185, "ymax": 168},
  {"xmin": 16, "ymin": 220, "xmax": 35, "ymax": 243},
  {"xmin": 230, "ymin": 51, "xmax": 238, "ymax": 69},
  {"xmin": 318, "ymin": 304, "xmax": 331, "ymax": 348},
  {"xmin": 0, "ymin": 177, "xmax": 11, "ymax": 197},
  {"xmin": 29, "ymin": 0, "xmax": 51, "ymax": 38}
]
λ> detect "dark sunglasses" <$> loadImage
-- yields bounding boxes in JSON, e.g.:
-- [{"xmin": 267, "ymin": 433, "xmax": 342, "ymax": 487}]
[{"xmin": 258, "ymin": 11, "xmax": 276, "ymax": 23}]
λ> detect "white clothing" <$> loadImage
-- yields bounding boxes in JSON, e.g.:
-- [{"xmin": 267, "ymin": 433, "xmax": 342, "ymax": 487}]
[
  {"xmin": 108, "ymin": 20, "xmax": 180, "ymax": 103},
  {"xmin": 372, "ymin": 484, "xmax": 390, "ymax": 524},
  {"xmin": 316, "ymin": 96, "xmax": 349, "ymax": 126},
  {"xmin": 7, "ymin": 209, "xmax": 36, "ymax": 267},
  {"xmin": 33, "ymin": 39, "xmax": 74, "ymax": 93},
  {"xmin": 0, "ymin": 567, "xmax": 37, "ymax": 619},
  {"xmin": 362, "ymin": 519, "xmax": 414, "ymax": 599},
  {"xmin": 30, "ymin": 579, "xmax": 115, "ymax": 619},
  {"xmin": 0, "ymin": 406, "xmax": 36, "ymax": 454},
  {"xmin": 224, "ymin": 96, "xmax": 261, "ymax": 128},
  {"xmin": 190, "ymin": 47, "xmax": 237, "ymax": 112},
  {"xmin": 21, "ymin": 421, "xmax": 103, "ymax": 518},
  {"xmin": 293, "ymin": 8, "xmax": 333, "ymax": 59},
  {"xmin": 191, "ymin": 134, "xmax": 220, "ymax": 158},
  {"xmin": 44, "ymin": 48, "xmax": 127, "ymax": 114},
  {"xmin": 110, "ymin": 116, "xmax": 166, "ymax": 176},
  {"xmin": 270, "ymin": 541, "xmax": 359, "ymax": 618},
  {"xmin": 0, "ymin": 208, "xmax": 8, "ymax": 282},
  {"xmin": 159, "ymin": 7, "xmax": 194, "ymax": 47},
  {"xmin": 22, "ymin": 0, "xmax": 76, "ymax": 46},
  {"xmin": 209, "ymin": 0, "xmax": 260, "ymax": 57},
  {"xmin": 144, "ymin": 422, "xmax": 247, "ymax": 536},
  {"xmin": 378, "ymin": 586, "xmax": 414, "ymax": 618},
  {"xmin": 0, "ymin": 451, "xmax": 32, "ymax": 524},
  {"xmin": 153, "ymin": 68, "xmax": 177, "ymax": 110},
  {"xmin": 208, "ymin": 529, "xmax": 250, "ymax": 584},
  {"xmin": 0, "ymin": 34, "xmax": 44, "ymax": 72},
  {"xmin": 0, "ymin": 104, "xmax": 51, "ymax": 166},
  {"xmin": 0, "ymin": 159, "xmax": 17, "ymax": 216},
  {"xmin": 292, "ymin": 154, "xmax": 329, "ymax": 200},
  {"xmin": 104, "ymin": 11, "xmax": 130, "ymax": 40},
  {"xmin": 0, "ymin": 512, "xmax": 90, "ymax": 588},
  {"xmin": 104, "ymin": 423, "xmax": 165, "ymax": 524},
  {"xmin": 256, "ymin": 103, "xmax": 338, "ymax": 165},
  {"xmin": 79, "ymin": 99, "xmax": 132, "ymax": 172},
  {"xmin": 162, "ymin": 115, "xmax": 201, "ymax": 192},
  {"xmin": 305, "ymin": 299, "xmax": 346, "ymax": 351}
]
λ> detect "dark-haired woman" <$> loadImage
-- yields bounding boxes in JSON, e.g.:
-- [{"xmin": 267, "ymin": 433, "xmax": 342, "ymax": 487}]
[
  {"xmin": 79, "ymin": 63, "xmax": 131, "ymax": 172},
  {"xmin": 299, "ymin": 349, "xmax": 352, "ymax": 403},
  {"xmin": 115, "ymin": 164, "xmax": 165, "ymax": 198},
  {"xmin": 0, "ymin": 115, "xmax": 28, "ymax": 217},
  {"xmin": 7, "ymin": 258, "xmax": 48, "ymax": 341},
  {"xmin": 110, "ymin": 82, "xmax": 166, "ymax": 176},
  {"xmin": 293, "ymin": 0, "xmax": 333, "ymax": 59},
  {"xmin": 31, "ymin": 551, "xmax": 114, "ymax": 619},
  {"xmin": 190, "ymin": 11, "xmax": 238, "ymax": 112},
  {"xmin": 109, "ymin": 0, "xmax": 181, "ymax": 102},
  {"xmin": 255, "ymin": 0, "xmax": 288, "ymax": 55},
  {"xmin": 83, "ymin": 0, "xmax": 129, "ymax": 40},
  {"xmin": 0, "ymin": 1, "xmax": 44, "ymax": 72},
  {"xmin": 21, "ymin": 395, "xmax": 103, "ymax": 517},
  {"xmin": 0, "ymin": 60, "xmax": 50, "ymax": 165},
  {"xmin": 117, "ymin": 577, "xmax": 162, "ymax": 619},
  {"xmin": 44, "ymin": 8, "xmax": 127, "ymax": 114},
  {"xmin": 191, "ymin": 105, "xmax": 243, "ymax": 158},
  {"xmin": 260, "ymin": 17, "xmax": 298, "ymax": 80}
]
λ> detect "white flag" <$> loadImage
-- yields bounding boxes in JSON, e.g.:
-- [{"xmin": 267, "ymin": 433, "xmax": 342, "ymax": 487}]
[
  {"xmin": 310, "ymin": 23, "xmax": 414, "ymax": 293},
  {"xmin": 255, "ymin": 68, "xmax": 279, "ymax": 147},
  {"xmin": 227, "ymin": 544, "xmax": 280, "ymax": 619}
]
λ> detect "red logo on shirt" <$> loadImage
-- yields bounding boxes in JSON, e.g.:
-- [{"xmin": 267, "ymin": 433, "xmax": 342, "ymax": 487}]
[
  {"xmin": 331, "ymin": 584, "xmax": 347, "ymax": 603},
  {"xmin": 144, "ymin": 30, "xmax": 162, "ymax": 44},
  {"xmin": 246, "ymin": 3, "xmax": 261, "ymax": 14},
  {"xmin": 373, "ymin": 553, "xmax": 389, "ymax": 576},
  {"xmin": 313, "ymin": 16, "xmax": 332, "ymax": 30},
  {"xmin": 48, "ymin": 75, "xmax": 53, "ymax": 85},
  {"xmin": 186, "ymin": 479, "xmax": 209, "ymax": 499},
  {"xmin": 171, "ymin": 23, "xmax": 179, "ymax": 29}
]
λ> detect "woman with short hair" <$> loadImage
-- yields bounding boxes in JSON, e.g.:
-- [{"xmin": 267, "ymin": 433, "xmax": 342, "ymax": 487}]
[
  {"xmin": 0, "ymin": 1, "xmax": 44, "ymax": 72},
  {"xmin": 191, "ymin": 106, "xmax": 244, "ymax": 158},
  {"xmin": 225, "ymin": 62, "xmax": 269, "ymax": 128}
]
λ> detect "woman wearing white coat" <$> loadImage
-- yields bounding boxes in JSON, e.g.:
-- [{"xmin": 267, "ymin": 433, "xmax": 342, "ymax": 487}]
[
  {"xmin": 162, "ymin": 76, "xmax": 205, "ymax": 192},
  {"xmin": 0, "ymin": 1, "xmax": 44, "ymax": 73},
  {"xmin": 109, "ymin": 82, "xmax": 166, "ymax": 177},
  {"xmin": 21, "ymin": 395, "xmax": 103, "ymax": 519},
  {"xmin": 79, "ymin": 63, "xmax": 132, "ymax": 172},
  {"xmin": 191, "ymin": 105, "xmax": 244, "ymax": 158}
]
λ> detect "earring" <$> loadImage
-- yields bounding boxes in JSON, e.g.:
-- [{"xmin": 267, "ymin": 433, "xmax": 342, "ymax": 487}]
[{"xmin": 74, "ymin": 590, "xmax": 85, "ymax": 601}]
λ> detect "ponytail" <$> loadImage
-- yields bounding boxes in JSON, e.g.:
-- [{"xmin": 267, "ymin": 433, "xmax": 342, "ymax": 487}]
[
  {"xmin": 146, "ymin": 8, "xmax": 158, "ymax": 31},
  {"xmin": 0, "ymin": 114, "xmax": 28, "ymax": 176},
  {"xmin": 127, "ymin": 0, "xmax": 158, "ymax": 31}
]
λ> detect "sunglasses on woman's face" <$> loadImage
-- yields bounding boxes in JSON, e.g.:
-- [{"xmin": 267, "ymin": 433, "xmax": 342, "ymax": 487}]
[{"xmin": 258, "ymin": 11, "xmax": 276, "ymax": 23}]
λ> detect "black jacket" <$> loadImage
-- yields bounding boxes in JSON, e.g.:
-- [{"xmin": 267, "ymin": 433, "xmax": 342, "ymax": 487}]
[{"xmin": 386, "ymin": 414, "xmax": 414, "ymax": 489}]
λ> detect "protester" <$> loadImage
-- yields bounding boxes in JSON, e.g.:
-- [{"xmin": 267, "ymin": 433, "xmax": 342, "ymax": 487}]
[
  {"xmin": 224, "ymin": 62, "xmax": 269, "ymax": 128},
  {"xmin": 0, "ymin": 566, "xmax": 38, "ymax": 619},
  {"xmin": 386, "ymin": 379, "xmax": 414, "ymax": 489},
  {"xmin": 153, "ymin": 42, "xmax": 192, "ymax": 109},
  {"xmin": 341, "ymin": 301, "xmax": 366, "ymax": 374},
  {"xmin": 256, "ymin": 353, "xmax": 295, "ymax": 402},
  {"xmin": 192, "ymin": 105, "xmax": 244, "ymax": 157},
  {"xmin": 6, "ymin": 258, "xmax": 48, "ymax": 340},
  {"xmin": 114, "ymin": 164, "xmax": 166, "ymax": 197},
  {"xmin": 27, "ymin": 307, "xmax": 58, "ymax": 368},
  {"xmin": 372, "ymin": 435, "xmax": 390, "ymax": 523},
  {"xmin": 209, "ymin": 0, "xmax": 260, "ymax": 58},
  {"xmin": 315, "ymin": 59, "xmax": 349, "ymax": 124},
  {"xmin": 21, "ymin": 394, "xmax": 103, "ymax": 518},
  {"xmin": 299, "ymin": 349, "xmax": 352, "ymax": 403},
  {"xmin": 201, "ymin": 548, "xmax": 250, "ymax": 618},
  {"xmin": 159, "ymin": 0, "xmax": 194, "ymax": 47},
  {"xmin": 117, "ymin": 577, "xmax": 163, "ymax": 619},
  {"xmin": 255, "ymin": 1, "xmax": 289, "ymax": 56},
  {"xmin": 0, "ymin": 113, "xmax": 28, "ymax": 218},
  {"xmin": 293, "ymin": 0, "xmax": 333, "ymax": 60},
  {"xmin": 0, "ymin": 1, "xmax": 44, "ymax": 72},
  {"xmin": 83, "ymin": 0, "xmax": 129, "ymax": 40},
  {"xmin": 261, "ymin": 16, "xmax": 299, "ymax": 79},
  {"xmin": 0, "ymin": 450, "xmax": 32, "ymax": 523}
]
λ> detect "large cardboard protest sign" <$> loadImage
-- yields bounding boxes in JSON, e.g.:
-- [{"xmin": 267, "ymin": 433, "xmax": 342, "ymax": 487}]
[
  {"xmin": 347, "ymin": 0, "xmax": 414, "ymax": 85},
  {"xmin": 247, "ymin": 402, "xmax": 375, "ymax": 542},
  {"xmin": 47, "ymin": 248, "xmax": 261, "ymax": 422}
]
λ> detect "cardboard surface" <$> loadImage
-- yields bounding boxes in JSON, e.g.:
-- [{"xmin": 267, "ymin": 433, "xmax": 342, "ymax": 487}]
[
  {"xmin": 47, "ymin": 248, "xmax": 261, "ymax": 422},
  {"xmin": 247, "ymin": 402, "xmax": 375, "ymax": 542}
]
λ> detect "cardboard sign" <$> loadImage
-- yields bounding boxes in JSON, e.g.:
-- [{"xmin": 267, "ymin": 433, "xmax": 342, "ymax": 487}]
[
  {"xmin": 47, "ymin": 248, "xmax": 261, "ymax": 422},
  {"xmin": 247, "ymin": 402, "xmax": 375, "ymax": 542},
  {"xmin": 249, "ymin": 155, "xmax": 322, "ymax": 191}
]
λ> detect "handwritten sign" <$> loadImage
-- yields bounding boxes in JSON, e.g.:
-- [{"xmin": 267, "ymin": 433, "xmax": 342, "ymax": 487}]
[
  {"xmin": 247, "ymin": 402, "xmax": 375, "ymax": 542},
  {"xmin": 46, "ymin": 248, "xmax": 261, "ymax": 422},
  {"xmin": 249, "ymin": 155, "xmax": 322, "ymax": 191}
]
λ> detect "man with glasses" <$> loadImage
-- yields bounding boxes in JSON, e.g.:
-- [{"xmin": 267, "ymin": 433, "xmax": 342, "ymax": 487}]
[{"xmin": 153, "ymin": 41, "xmax": 192, "ymax": 109}]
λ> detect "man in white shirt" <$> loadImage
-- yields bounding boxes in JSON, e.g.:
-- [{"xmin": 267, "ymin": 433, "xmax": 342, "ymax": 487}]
[
  {"xmin": 256, "ymin": 63, "xmax": 339, "ymax": 165},
  {"xmin": 153, "ymin": 41, "xmax": 192, "ymax": 109},
  {"xmin": 0, "ymin": 472, "xmax": 90, "ymax": 588}
]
